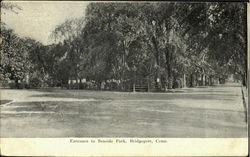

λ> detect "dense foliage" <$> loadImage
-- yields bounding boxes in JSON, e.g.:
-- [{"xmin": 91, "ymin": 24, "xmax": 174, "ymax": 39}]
[{"xmin": 1, "ymin": 2, "xmax": 247, "ymax": 90}]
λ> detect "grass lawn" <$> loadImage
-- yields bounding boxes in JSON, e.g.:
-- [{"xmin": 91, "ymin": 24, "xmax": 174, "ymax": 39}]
[{"xmin": 0, "ymin": 85, "xmax": 247, "ymax": 137}]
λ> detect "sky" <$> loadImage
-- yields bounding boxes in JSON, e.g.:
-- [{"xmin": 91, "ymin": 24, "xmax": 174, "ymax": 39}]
[{"xmin": 1, "ymin": 1, "xmax": 89, "ymax": 45}]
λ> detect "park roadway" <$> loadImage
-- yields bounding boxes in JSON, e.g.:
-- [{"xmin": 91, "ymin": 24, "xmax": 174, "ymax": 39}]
[{"xmin": 0, "ymin": 83, "xmax": 247, "ymax": 137}]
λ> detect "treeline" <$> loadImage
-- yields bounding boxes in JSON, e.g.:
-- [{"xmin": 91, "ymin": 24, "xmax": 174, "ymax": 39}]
[{"xmin": 1, "ymin": 2, "xmax": 247, "ymax": 91}]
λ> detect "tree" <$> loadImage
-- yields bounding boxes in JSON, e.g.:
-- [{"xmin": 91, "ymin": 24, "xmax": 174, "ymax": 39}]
[
  {"xmin": 1, "ymin": 24, "xmax": 30, "ymax": 86},
  {"xmin": 46, "ymin": 2, "xmax": 247, "ymax": 90},
  {"xmin": 51, "ymin": 18, "xmax": 86, "ymax": 87}
]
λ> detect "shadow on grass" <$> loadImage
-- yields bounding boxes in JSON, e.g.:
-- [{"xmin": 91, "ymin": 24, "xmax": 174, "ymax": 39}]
[
  {"xmin": 29, "ymin": 93, "xmax": 112, "ymax": 100},
  {"xmin": 28, "ymin": 91, "xmax": 238, "ymax": 102},
  {"xmin": 0, "ymin": 100, "xmax": 12, "ymax": 105}
]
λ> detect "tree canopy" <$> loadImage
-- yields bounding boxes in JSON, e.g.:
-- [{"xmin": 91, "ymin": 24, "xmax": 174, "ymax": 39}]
[{"xmin": 1, "ymin": 2, "xmax": 247, "ymax": 89}]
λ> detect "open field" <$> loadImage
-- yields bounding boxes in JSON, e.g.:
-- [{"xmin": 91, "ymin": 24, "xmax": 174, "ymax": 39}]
[{"xmin": 0, "ymin": 83, "xmax": 247, "ymax": 137}]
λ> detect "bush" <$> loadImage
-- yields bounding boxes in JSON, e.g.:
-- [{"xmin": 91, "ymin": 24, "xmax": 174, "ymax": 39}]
[
  {"xmin": 105, "ymin": 82, "xmax": 119, "ymax": 90},
  {"xmin": 173, "ymin": 79, "xmax": 182, "ymax": 89},
  {"xmin": 79, "ymin": 82, "xmax": 87, "ymax": 89},
  {"xmin": 17, "ymin": 82, "xmax": 26, "ymax": 89},
  {"xmin": 9, "ymin": 82, "xmax": 16, "ymax": 89},
  {"xmin": 86, "ymin": 81, "xmax": 98, "ymax": 90},
  {"xmin": 25, "ymin": 83, "xmax": 30, "ymax": 89},
  {"xmin": 29, "ymin": 77, "xmax": 42, "ymax": 88},
  {"xmin": 67, "ymin": 82, "xmax": 87, "ymax": 89}
]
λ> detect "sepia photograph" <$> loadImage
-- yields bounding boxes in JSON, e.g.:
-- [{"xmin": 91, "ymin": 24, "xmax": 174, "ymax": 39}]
[{"xmin": 0, "ymin": 1, "xmax": 248, "ymax": 156}]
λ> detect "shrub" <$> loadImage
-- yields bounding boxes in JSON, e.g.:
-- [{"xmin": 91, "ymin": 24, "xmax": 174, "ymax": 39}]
[
  {"xmin": 79, "ymin": 82, "xmax": 87, "ymax": 89},
  {"xmin": 86, "ymin": 81, "xmax": 98, "ymax": 90},
  {"xmin": 105, "ymin": 82, "xmax": 119, "ymax": 90},
  {"xmin": 29, "ymin": 77, "xmax": 42, "ymax": 88},
  {"xmin": 9, "ymin": 82, "xmax": 16, "ymax": 89}
]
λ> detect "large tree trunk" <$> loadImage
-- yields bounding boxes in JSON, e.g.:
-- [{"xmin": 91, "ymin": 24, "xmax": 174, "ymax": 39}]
[
  {"xmin": 242, "ymin": 73, "xmax": 246, "ymax": 86},
  {"xmin": 147, "ymin": 76, "xmax": 150, "ymax": 92},
  {"xmin": 152, "ymin": 36, "xmax": 161, "ymax": 90},
  {"xmin": 209, "ymin": 76, "xmax": 213, "ymax": 86},
  {"xmin": 195, "ymin": 73, "xmax": 198, "ymax": 87},
  {"xmin": 97, "ymin": 81, "xmax": 102, "ymax": 90},
  {"xmin": 206, "ymin": 75, "xmax": 210, "ymax": 86},
  {"xmin": 205, "ymin": 75, "xmax": 207, "ymax": 86},
  {"xmin": 168, "ymin": 74, "xmax": 173, "ymax": 89},
  {"xmin": 167, "ymin": 65, "xmax": 173, "ymax": 89},
  {"xmin": 183, "ymin": 74, "xmax": 186, "ymax": 88},
  {"xmin": 190, "ymin": 74, "xmax": 194, "ymax": 87},
  {"xmin": 201, "ymin": 74, "xmax": 204, "ymax": 86},
  {"xmin": 15, "ymin": 79, "xmax": 19, "ymax": 89},
  {"xmin": 133, "ymin": 72, "xmax": 136, "ymax": 92},
  {"xmin": 121, "ymin": 48, "xmax": 127, "ymax": 91},
  {"xmin": 165, "ymin": 45, "xmax": 174, "ymax": 89}
]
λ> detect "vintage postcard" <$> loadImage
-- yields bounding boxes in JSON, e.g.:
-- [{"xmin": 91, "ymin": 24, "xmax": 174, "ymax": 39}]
[{"xmin": 0, "ymin": 1, "xmax": 248, "ymax": 156}]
